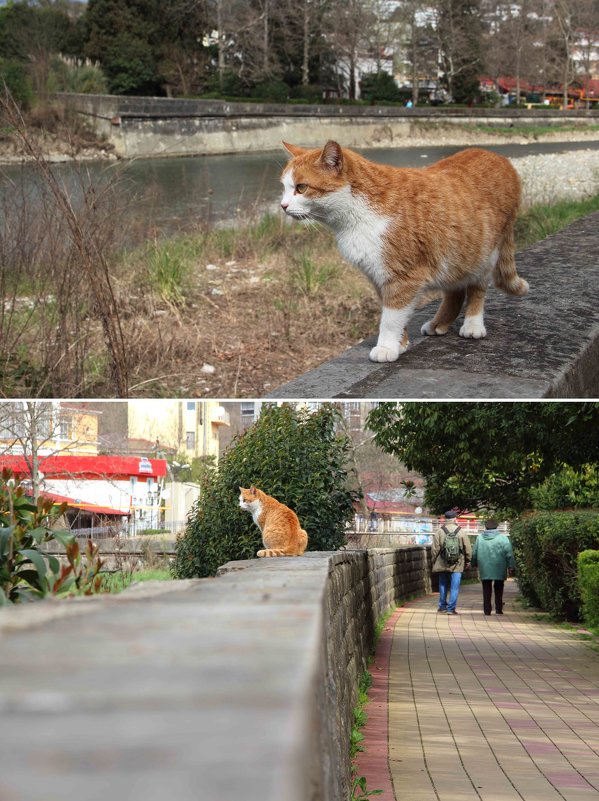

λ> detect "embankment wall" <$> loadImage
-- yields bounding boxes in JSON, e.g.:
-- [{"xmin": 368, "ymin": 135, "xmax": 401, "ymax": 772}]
[{"xmin": 61, "ymin": 93, "xmax": 599, "ymax": 157}]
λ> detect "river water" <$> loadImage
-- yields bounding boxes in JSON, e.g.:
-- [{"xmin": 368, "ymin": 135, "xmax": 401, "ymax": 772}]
[{"xmin": 2, "ymin": 140, "xmax": 598, "ymax": 239}]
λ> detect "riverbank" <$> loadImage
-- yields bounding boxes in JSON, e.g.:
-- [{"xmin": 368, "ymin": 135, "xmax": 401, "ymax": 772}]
[
  {"xmin": 1, "ymin": 119, "xmax": 599, "ymax": 164},
  {"xmin": 1, "ymin": 145, "xmax": 598, "ymax": 397}
]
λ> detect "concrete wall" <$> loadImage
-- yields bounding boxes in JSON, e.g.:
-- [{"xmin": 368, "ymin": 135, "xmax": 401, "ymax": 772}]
[
  {"xmin": 0, "ymin": 547, "xmax": 432, "ymax": 801},
  {"xmin": 61, "ymin": 93, "xmax": 599, "ymax": 158}
]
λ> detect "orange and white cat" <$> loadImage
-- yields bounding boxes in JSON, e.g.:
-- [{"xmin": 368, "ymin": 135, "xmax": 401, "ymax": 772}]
[
  {"xmin": 239, "ymin": 486, "xmax": 308, "ymax": 557},
  {"xmin": 280, "ymin": 141, "xmax": 528, "ymax": 362}
]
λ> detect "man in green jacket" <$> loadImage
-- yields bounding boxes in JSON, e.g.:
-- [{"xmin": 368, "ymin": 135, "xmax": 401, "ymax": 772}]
[
  {"xmin": 471, "ymin": 519, "xmax": 516, "ymax": 615},
  {"xmin": 431, "ymin": 511, "xmax": 472, "ymax": 615}
]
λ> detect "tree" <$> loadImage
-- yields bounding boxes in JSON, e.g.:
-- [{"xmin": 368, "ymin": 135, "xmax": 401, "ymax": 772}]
[
  {"xmin": 366, "ymin": 402, "xmax": 599, "ymax": 515},
  {"xmin": 324, "ymin": 0, "xmax": 374, "ymax": 99},
  {"xmin": 0, "ymin": 0, "xmax": 80, "ymax": 93},
  {"xmin": 0, "ymin": 402, "xmax": 97, "ymax": 501},
  {"xmin": 434, "ymin": 0, "xmax": 482, "ymax": 103},
  {"xmin": 84, "ymin": 0, "xmax": 162, "ymax": 95},
  {"xmin": 399, "ymin": 0, "xmax": 439, "ymax": 105},
  {"xmin": 173, "ymin": 403, "xmax": 358, "ymax": 578}
]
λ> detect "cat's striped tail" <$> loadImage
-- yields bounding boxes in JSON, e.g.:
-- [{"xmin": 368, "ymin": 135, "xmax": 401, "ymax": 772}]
[
  {"xmin": 493, "ymin": 227, "xmax": 529, "ymax": 296},
  {"xmin": 257, "ymin": 548, "xmax": 298, "ymax": 557}
]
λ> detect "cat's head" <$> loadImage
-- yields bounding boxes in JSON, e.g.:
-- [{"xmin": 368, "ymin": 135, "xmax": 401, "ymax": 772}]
[
  {"xmin": 280, "ymin": 140, "xmax": 348, "ymax": 223},
  {"xmin": 239, "ymin": 485, "xmax": 260, "ymax": 510}
]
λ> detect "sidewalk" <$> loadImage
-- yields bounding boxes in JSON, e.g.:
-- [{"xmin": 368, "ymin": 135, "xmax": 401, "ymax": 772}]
[{"xmin": 357, "ymin": 581, "xmax": 599, "ymax": 801}]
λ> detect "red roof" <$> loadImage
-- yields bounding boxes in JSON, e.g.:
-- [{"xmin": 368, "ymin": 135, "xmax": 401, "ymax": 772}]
[
  {"xmin": 42, "ymin": 491, "xmax": 128, "ymax": 517},
  {"xmin": 0, "ymin": 454, "xmax": 167, "ymax": 480}
]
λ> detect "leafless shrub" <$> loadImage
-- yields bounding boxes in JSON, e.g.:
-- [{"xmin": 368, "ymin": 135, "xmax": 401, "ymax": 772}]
[{"xmin": 0, "ymin": 90, "xmax": 131, "ymax": 396}]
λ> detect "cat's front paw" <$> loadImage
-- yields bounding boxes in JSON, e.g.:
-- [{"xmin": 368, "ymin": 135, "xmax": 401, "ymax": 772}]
[
  {"xmin": 459, "ymin": 318, "xmax": 487, "ymax": 339},
  {"xmin": 369, "ymin": 343, "xmax": 407, "ymax": 362},
  {"xmin": 256, "ymin": 549, "xmax": 266, "ymax": 558},
  {"xmin": 421, "ymin": 320, "xmax": 449, "ymax": 336}
]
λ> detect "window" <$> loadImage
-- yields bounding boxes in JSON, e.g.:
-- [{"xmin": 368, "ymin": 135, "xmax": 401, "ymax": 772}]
[
  {"xmin": 59, "ymin": 417, "xmax": 70, "ymax": 439},
  {"xmin": 186, "ymin": 401, "xmax": 196, "ymax": 411},
  {"xmin": 240, "ymin": 402, "xmax": 255, "ymax": 417},
  {"xmin": 186, "ymin": 431, "xmax": 196, "ymax": 450}
]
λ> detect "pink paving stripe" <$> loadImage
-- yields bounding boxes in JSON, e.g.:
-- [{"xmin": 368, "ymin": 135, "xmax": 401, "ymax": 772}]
[
  {"xmin": 545, "ymin": 772, "xmax": 593, "ymax": 789},
  {"xmin": 354, "ymin": 605, "xmax": 408, "ymax": 801},
  {"xmin": 521, "ymin": 740, "xmax": 560, "ymax": 755}
]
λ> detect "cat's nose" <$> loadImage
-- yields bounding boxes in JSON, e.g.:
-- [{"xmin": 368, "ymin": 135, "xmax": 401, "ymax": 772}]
[{"xmin": 281, "ymin": 201, "xmax": 289, "ymax": 210}]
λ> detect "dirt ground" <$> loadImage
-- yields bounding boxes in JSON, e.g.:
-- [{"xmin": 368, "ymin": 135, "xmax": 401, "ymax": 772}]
[{"xmin": 125, "ymin": 246, "xmax": 384, "ymax": 398}]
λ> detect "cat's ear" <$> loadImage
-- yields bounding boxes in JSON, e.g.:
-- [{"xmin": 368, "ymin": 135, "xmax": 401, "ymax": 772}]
[
  {"xmin": 282, "ymin": 141, "xmax": 306, "ymax": 157},
  {"xmin": 319, "ymin": 140, "xmax": 343, "ymax": 172},
  {"xmin": 249, "ymin": 485, "xmax": 257, "ymax": 494}
]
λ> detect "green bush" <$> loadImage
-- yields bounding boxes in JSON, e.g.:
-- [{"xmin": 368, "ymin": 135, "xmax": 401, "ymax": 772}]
[
  {"xmin": 577, "ymin": 550, "xmax": 599, "ymax": 629},
  {"xmin": 531, "ymin": 464, "xmax": 599, "ymax": 511},
  {"xmin": 46, "ymin": 55, "xmax": 108, "ymax": 95},
  {"xmin": 359, "ymin": 71, "xmax": 401, "ymax": 103},
  {"xmin": 0, "ymin": 468, "xmax": 103, "ymax": 603},
  {"xmin": 250, "ymin": 78, "xmax": 289, "ymax": 103},
  {"xmin": 510, "ymin": 510, "xmax": 599, "ymax": 619},
  {"xmin": 0, "ymin": 58, "xmax": 32, "ymax": 109},
  {"xmin": 172, "ymin": 404, "xmax": 358, "ymax": 578},
  {"xmin": 289, "ymin": 84, "xmax": 322, "ymax": 103}
]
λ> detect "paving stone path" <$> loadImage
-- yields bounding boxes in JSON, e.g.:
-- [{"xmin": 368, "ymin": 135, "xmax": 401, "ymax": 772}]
[{"xmin": 356, "ymin": 581, "xmax": 599, "ymax": 801}]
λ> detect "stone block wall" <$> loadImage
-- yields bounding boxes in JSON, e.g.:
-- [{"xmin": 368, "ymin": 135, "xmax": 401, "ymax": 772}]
[
  {"xmin": 0, "ymin": 547, "xmax": 434, "ymax": 801},
  {"xmin": 314, "ymin": 548, "xmax": 432, "ymax": 800}
]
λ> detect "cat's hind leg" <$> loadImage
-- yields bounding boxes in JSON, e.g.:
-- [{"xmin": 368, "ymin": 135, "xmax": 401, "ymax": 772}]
[
  {"xmin": 460, "ymin": 283, "xmax": 488, "ymax": 339},
  {"xmin": 421, "ymin": 288, "xmax": 466, "ymax": 336},
  {"xmin": 493, "ymin": 227, "xmax": 529, "ymax": 296}
]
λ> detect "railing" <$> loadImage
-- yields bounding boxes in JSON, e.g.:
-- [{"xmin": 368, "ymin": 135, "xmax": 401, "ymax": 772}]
[{"xmin": 71, "ymin": 520, "xmax": 188, "ymax": 539}]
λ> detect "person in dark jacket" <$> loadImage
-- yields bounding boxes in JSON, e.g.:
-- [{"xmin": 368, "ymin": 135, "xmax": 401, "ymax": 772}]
[
  {"xmin": 431, "ymin": 510, "xmax": 472, "ymax": 615},
  {"xmin": 471, "ymin": 519, "xmax": 515, "ymax": 615}
]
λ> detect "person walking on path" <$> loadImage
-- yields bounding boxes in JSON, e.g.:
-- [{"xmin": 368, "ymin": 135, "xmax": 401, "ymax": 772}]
[
  {"xmin": 431, "ymin": 510, "xmax": 472, "ymax": 615},
  {"xmin": 471, "ymin": 518, "xmax": 515, "ymax": 615}
]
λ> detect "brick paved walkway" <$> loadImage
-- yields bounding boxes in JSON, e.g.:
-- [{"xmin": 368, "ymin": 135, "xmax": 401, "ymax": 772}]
[{"xmin": 356, "ymin": 580, "xmax": 599, "ymax": 801}]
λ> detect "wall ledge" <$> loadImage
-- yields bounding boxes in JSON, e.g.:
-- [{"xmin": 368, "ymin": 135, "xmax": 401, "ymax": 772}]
[{"xmin": 271, "ymin": 212, "xmax": 599, "ymax": 399}]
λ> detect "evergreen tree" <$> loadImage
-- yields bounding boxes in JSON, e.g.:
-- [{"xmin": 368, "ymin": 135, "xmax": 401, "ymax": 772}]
[{"xmin": 173, "ymin": 404, "xmax": 358, "ymax": 578}]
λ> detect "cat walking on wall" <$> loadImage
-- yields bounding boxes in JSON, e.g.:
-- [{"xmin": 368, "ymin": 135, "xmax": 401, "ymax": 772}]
[
  {"xmin": 239, "ymin": 486, "xmax": 308, "ymax": 557},
  {"xmin": 280, "ymin": 142, "xmax": 529, "ymax": 362}
]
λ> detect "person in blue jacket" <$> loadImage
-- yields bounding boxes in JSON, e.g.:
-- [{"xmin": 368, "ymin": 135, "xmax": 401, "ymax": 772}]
[{"xmin": 471, "ymin": 519, "xmax": 515, "ymax": 615}]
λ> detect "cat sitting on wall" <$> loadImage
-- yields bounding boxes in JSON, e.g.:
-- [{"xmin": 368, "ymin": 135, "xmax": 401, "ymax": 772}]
[
  {"xmin": 239, "ymin": 486, "xmax": 308, "ymax": 558},
  {"xmin": 280, "ymin": 141, "xmax": 529, "ymax": 363}
]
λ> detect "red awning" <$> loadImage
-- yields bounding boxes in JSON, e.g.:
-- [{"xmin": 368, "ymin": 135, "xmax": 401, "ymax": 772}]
[
  {"xmin": 0, "ymin": 454, "xmax": 167, "ymax": 480},
  {"xmin": 42, "ymin": 491, "xmax": 128, "ymax": 517}
]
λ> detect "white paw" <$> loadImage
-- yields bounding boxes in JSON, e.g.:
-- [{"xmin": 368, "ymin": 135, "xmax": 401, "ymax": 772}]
[
  {"xmin": 459, "ymin": 319, "xmax": 487, "ymax": 339},
  {"xmin": 369, "ymin": 343, "xmax": 406, "ymax": 362},
  {"xmin": 421, "ymin": 320, "xmax": 448, "ymax": 336}
]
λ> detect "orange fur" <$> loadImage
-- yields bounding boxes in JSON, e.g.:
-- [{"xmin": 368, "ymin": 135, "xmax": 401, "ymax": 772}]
[
  {"xmin": 280, "ymin": 141, "xmax": 529, "ymax": 361},
  {"xmin": 239, "ymin": 486, "xmax": 308, "ymax": 558}
]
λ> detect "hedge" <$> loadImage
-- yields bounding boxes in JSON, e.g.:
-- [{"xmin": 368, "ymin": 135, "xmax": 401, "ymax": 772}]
[
  {"xmin": 510, "ymin": 510, "xmax": 599, "ymax": 620},
  {"xmin": 578, "ymin": 550, "xmax": 599, "ymax": 629}
]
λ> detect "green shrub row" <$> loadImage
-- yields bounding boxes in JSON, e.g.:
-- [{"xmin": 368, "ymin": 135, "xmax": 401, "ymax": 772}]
[
  {"xmin": 172, "ymin": 404, "xmax": 358, "ymax": 579},
  {"xmin": 510, "ymin": 510, "xmax": 599, "ymax": 619},
  {"xmin": 577, "ymin": 550, "xmax": 599, "ymax": 629}
]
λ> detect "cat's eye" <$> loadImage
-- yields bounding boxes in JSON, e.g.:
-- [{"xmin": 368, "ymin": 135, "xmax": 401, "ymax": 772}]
[{"xmin": 295, "ymin": 183, "xmax": 308, "ymax": 194}]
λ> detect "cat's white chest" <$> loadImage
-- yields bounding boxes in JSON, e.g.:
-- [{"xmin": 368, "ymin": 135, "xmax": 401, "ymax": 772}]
[
  {"xmin": 329, "ymin": 190, "xmax": 390, "ymax": 289},
  {"xmin": 250, "ymin": 500, "xmax": 263, "ymax": 530}
]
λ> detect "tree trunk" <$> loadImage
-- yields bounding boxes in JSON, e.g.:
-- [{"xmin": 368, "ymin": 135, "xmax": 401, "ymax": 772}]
[
  {"xmin": 263, "ymin": 0, "xmax": 269, "ymax": 74},
  {"xmin": 302, "ymin": 1, "xmax": 310, "ymax": 85},
  {"xmin": 217, "ymin": 0, "xmax": 226, "ymax": 89}
]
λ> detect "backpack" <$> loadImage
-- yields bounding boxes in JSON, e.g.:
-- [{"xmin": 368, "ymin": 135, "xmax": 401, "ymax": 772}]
[{"xmin": 441, "ymin": 525, "xmax": 462, "ymax": 566}]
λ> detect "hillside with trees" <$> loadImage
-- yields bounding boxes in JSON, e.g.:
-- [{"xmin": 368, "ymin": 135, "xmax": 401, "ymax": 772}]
[{"xmin": 1, "ymin": 0, "xmax": 598, "ymax": 106}]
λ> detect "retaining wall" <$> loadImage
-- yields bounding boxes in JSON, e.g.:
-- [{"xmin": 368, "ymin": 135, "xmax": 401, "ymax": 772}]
[
  {"xmin": 0, "ymin": 547, "xmax": 432, "ymax": 801},
  {"xmin": 60, "ymin": 93, "xmax": 599, "ymax": 157}
]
